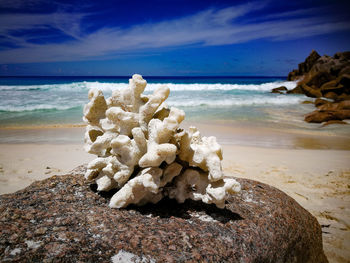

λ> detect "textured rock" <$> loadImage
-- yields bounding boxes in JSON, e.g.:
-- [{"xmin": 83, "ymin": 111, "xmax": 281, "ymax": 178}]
[
  {"xmin": 0, "ymin": 166, "xmax": 328, "ymax": 262},
  {"xmin": 287, "ymin": 69, "xmax": 300, "ymax": 81},
  {"xmin": 314, "ymin": 98, "xmax": 330, "ymax": 108},
  {"xmin": 286, "ymin": 85, "xmax": 304, "ymax": 94},
  {"xmin": 323, "ymin": 91, "xmax": 338, "ymax": 100},
  {"xmin": 305, "ymin": 109, "xmax": 350, "ymax": 123},
  {"xmin": 321, "ymin": 120, "xmax": 348, "ymax": 126},
  {"xmin": 336, "ymin": 93, "xmax": 350, "ymax": 102},
  {"xmin": 305, "ymin": 100, "xmax": 350, "ymax": 123},
  {"xmin": 300, "ymin": 84, "xmax": 322, "ymax": 98},
  {"xmin": 303, "ymin": 71, "xmax": 335, "ymax": 88},
  {"xmin": 271, "ymin": 86, "xmax": 287, "ymax": 94},
  {"xmin": 320, "ymin": 79, "xmax": 339, "ymax": 93},
  {"xmin": 298, "ymin": 50, "xmax": 321, "ymax": 75},
  {"xmin": 302, "ymin": 100, "xmax": 314, "ymax": 104},
  {"xmin": 284, "ymin": 50, "xmax": 350, "ymax": 124},
  {"xmin": 287, "ymin": 50, "xmax": 321, "ymax": 81}
]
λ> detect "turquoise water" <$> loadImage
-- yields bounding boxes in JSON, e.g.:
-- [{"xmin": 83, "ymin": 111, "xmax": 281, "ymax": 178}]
[{"xmin": 0, "ymin": 76, "xmax": 312, "ymax": 128}]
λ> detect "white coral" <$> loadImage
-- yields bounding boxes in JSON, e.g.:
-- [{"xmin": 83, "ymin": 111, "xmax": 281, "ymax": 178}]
[
  {"xmin": 138, "ymin": 107, "xmax": 184, "ymax": 167},
  {"xmin": 168, "ymin": 169, "xmax": 241, "ymax": 209},
  {"xmin": 83, "ymin": 74, "xmax": 240, "ymax": 209},
  {"xmin": 179, "ymin": 126, "xmax": 224, "ymax": 181}
]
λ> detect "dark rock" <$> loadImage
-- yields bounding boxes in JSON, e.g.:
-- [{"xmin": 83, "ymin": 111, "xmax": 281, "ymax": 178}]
[
  {"xmin": 305, "ymin": 110, "xmax": 329, "ymax": 123},
  {"xmin": 310, "ymin": 55, "xmax": 340, "ymax": 76},
  {"xmin": 287, "ymin": 51, "xmax": 350, "ymax": 93},
  {"xmin": 339, "ymin": 65, "xmax": 350, "ymax": 76},
  {"xmin": 298, "ymin": 50, "xmax": 321, "ymax": 76},
  {"xmin": 320, "ymin": 80, "xmax": 338, "ymax": 93},
  {"xmin": 318, "ymin": 100, "xmax": 350, "ymax": 111},
  {"xmin": 319, "ymin": 75, "xmax": 350, "ymax": 96},
  {"xmin": 0, "ymin": 166, "xmax": 328, "ymax": 263},
  {"xmin": 323, "ymin": 92, "xmax": 338, "ymax": 100},
  {"xmin": 336, "ymin": 93, "xmax": 350, "ymax": 102},
  {"xmin": 302, "ymin": 100, "xmax": 314, "ymax": 104},
  {"xmin": 318, "ymin": 103, "xmax": 338, "ymax": 111},
  {"xmin": 271, "ymin": 86, "xmax": 288, "ymax": 94},
  {"xmin": 304, "ymin": 71, "xmax": 335, "ymax": 88},
  {"xmin": 287, "ymin": 50, "xmax": 320, "ymax": 81},
  {"xmin": 300, "ymin": 84, "xmax": 322, "ymax": 98},
  {"xmin": 322, "ymin": 120, "xmax": 348, "ymax": 127},
  {"xmin": 285, "ymin": 50, "xmax": 350, "ymax": 124},
  {"xmin": 338, "ymin": 74, "xmax": 350, "ymax": 88},
  {"xmin": 338, "ymin": 100, "xmax": 350, "ymax": 110},
  {"xmin": 305, "ymin": 109, "xmax": 350, "ymax": 123},
  {"xmin": 334, "ymin": 51, "xmax": 350, "ymax": 61},
  {"xmin": 287, "ymin": 69, "xmax": 300, "ymax": 81},
  {"xmin": 305, "ymin": 99, "xmax": 350, "ymax": 124},
  {"xmin": 315, "ymin": 98, "xmax": 330, "ymax": 108},
  {"xmin": 287, "ymin": 85, "xmax": 304, "ymax": 94}
]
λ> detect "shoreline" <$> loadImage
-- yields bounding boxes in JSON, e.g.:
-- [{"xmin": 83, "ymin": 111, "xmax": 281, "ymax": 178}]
[{"xmin": 1, "ymin": 120, "xmax": 350, "ymax": 150}]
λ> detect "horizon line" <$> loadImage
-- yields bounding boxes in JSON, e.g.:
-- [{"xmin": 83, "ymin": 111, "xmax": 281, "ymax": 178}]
[{"xmin": 0, "ymin": 75, "xmax": 286, "ymax": 78}]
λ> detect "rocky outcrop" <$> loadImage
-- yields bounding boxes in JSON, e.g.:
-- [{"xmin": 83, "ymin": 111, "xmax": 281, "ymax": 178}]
[
  {"xmin": 288, "ymin": 50, "xmax": 321, "ymax": 81},
  {"xmin": 305, "ymin": 100, "xmax": 350, "ymax": 123},
  {"xmin": 271, "ymin": 86, "xmax": 287, "ymax": 94},
  {"xmin": 282, "ymin": 50, "xmax": 350, "ymax": 124},
  {"xmin": 0, "ymin": 166, "xmax": 328, "ymax": 262}
]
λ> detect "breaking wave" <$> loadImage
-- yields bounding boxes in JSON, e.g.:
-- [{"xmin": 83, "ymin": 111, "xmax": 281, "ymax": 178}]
[
  {"xmin": 0, "ymin": 80, "xmax": 302, "ymax": 114},
  {"xmin": 0, "ymin": 80, "xmax": 296, "ymax": 92},
  {"xmin": 168, "ymin": 96, "xmax": 305, "ymax": 107},
  {"xmin": 0, "ymin": 105, "xmax": 82, "ymax": 112}
]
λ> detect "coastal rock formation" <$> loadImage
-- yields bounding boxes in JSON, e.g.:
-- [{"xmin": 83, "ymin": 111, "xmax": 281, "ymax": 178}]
[
  {"xmin": 0, "ymin": 166, "xmax": 328, "ymax": 262},
  {"xmin": 271, "ymin": 86, "xmax": 287, "ymax": 94},
  {"xmin": 305, "ymin": 100, "xmax": 350, "ymax": 123},
  {"xmin": 83, "ymin": 74, "xmax": 240, "ymax": 208},
  {"xmin": 282, "ymin": 50, "xmax": 350, "ymax": 124},
  {"xmin": 288, "ymin": 50, "xmax": 321, "ymax": 81}
]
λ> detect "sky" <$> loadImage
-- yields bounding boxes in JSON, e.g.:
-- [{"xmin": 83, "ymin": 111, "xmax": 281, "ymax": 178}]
[{"xmin": 0, "ymin": 0, "xmax": 349, "ymax": 76}]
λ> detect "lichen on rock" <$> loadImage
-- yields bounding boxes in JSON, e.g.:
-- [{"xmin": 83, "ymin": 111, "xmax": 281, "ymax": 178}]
[{"xmin": 83, "ymin": 74, "xmax": 240, "ymax": 208}]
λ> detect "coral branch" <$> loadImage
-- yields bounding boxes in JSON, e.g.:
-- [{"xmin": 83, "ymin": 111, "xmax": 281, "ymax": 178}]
[{"xmin": 83, "ymin": 74, "xmax": 240, "ymax": 208}]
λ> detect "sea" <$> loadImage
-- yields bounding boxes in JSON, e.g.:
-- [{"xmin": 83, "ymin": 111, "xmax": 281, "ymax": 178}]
[
  {"xmin": 0, "ymin": 76, "xmax": 309, "ymax": 126},
  {"xmin": 1, "ymin": 75, "xmax": 349, "ymax": 147}
]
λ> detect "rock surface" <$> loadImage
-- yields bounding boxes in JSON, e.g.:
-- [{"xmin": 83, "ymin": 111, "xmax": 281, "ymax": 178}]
[
  {"xmin": 287, "ymin": 50, "xmax": 321, "ymax": 81},
  {"xmin": 0, "ymin": 166, "xmax": 328, "ymax": 262},
  {"xmin": 271, "ymin": 86, "xmax": 288, "ymax": 94},
  {"xmin": 281, "ymin": 50, "xmax": 350, "ymax": 124}
]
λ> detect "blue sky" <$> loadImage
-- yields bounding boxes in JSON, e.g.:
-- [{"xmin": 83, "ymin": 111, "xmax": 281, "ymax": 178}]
[{"xmin": 0, "ymin": 0, "xmax": 349, "ymax": 76}]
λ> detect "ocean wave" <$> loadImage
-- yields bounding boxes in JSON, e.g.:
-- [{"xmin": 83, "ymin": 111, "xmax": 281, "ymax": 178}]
[
  {"xmin": 0, "ymin": 82, "xmax": 93, "ymax": 91},
  {"xmin": 148, "ymin": 81, "xmax": 297, "ymax": 92},
  {"xmin": 0, "ymin": 95, "xmax": 304, "ymax": 113},
  {"xmin": 0, "ymin": 80, "xmax": 297, "ymax": 92},
  {"xmin": 168, "ymin": 95, "xmax": 305, "ymax": 107},
  {"xmin": 0, "ymin": 104, "xmax": 82, "ymax": 112}
]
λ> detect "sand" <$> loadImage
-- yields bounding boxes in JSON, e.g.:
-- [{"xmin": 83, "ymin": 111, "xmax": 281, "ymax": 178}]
[
  {"xmin": 222, "ymin": 146, "xmax": 350, "ymax": 263},
  {"xmin": 0, "ymin": 124, "xmax": 349, "ymax": 262}
]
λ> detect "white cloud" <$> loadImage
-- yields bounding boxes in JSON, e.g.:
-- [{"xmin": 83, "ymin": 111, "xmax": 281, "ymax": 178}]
[{"xmin": 0, "ymin": 3, "xmax": 349, "ymax": 63}]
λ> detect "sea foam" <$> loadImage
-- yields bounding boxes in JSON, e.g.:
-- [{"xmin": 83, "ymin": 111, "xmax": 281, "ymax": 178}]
[
  {"xmin": 167, "ymin": 95, "xmax": 305, "ymax": 107},
  {"xmin": 0, "ymin": 80, "xmax": 297, "ymax": 92},
  {"xmin": 0, "ymin": 79, "xmax": 303, "ymax": 128}
]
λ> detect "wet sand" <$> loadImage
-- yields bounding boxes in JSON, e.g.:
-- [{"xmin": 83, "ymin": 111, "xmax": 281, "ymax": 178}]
[{"xmin": 0, "ymin": 123, "xmax": 349, "ymax": 262}]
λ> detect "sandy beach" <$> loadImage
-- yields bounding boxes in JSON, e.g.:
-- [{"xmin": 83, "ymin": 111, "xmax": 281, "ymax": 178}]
[{"xmin": 0, "ymin": 123, "xmax": 349, "ymax": 262}]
